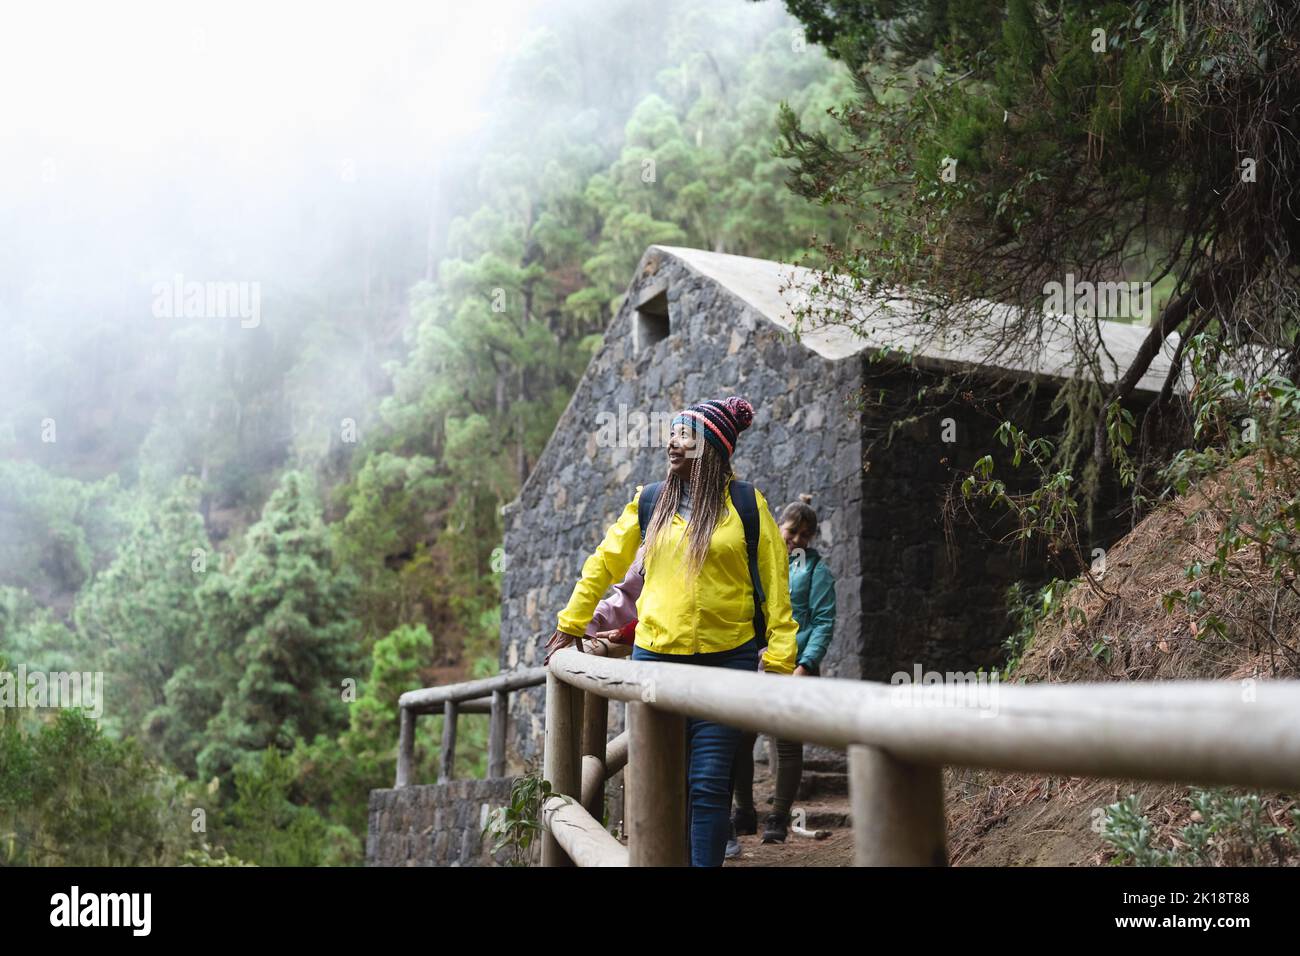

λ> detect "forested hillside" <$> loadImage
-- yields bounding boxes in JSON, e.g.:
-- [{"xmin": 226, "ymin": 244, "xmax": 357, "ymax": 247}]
[
  {"xmin": 8, "ymin": 0, "xmax": 1293, "ymax": 874},
  {"xmin": 0, "ymin": 0, "xmax": 849, "ymax": 864}
]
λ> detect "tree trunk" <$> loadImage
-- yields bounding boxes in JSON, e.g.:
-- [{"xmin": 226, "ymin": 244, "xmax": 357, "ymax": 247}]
[{"xmin": 1092, "ymin": 254, "xmax": 1264, "ymax": 470}]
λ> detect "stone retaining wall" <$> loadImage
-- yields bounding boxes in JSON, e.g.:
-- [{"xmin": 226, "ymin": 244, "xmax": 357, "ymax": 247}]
[{"xmin": 367, "ymin": 778, "xmax": 516, "ymax": 867}]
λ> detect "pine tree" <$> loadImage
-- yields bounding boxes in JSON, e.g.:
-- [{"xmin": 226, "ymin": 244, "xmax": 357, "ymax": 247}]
[
  {"xmin": 74, "ymin": 477, "xmax": 211, "ymax": 749},
  {"xmin": 195, "ymin": 471, "xmax": 360, "ymax": 782}
]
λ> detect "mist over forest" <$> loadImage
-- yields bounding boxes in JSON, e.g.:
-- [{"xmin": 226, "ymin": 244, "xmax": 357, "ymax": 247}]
[
  {"xmin": 0, "ymin": 0, "xmax": 849, "ymax": 864},
  {"xmin": 6, "ymin": 0, "xmax": 1297, "ymax": 877}
]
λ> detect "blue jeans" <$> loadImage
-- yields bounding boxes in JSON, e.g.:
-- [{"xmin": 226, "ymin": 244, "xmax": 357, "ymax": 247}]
[{"xmin": 631, "ymin": 637, "xmax": 760, "ymax": 866}]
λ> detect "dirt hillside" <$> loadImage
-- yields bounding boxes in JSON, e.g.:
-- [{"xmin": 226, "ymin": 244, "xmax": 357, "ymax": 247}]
[
  {"xmin": 947, "ymin": 453, "xmax": 1300, "ymax": 866},
  {"xmin": 738, "ymin": 454, "xmax": 1300, "ymax": 866}
]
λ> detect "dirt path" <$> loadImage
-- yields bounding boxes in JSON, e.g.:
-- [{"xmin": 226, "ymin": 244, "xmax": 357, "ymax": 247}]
[
  {"xmin": 724, "ymin": 762, "xmax": 1118, "ymax": 867},
  {"xmin": 724, "ymin": 760, "xmax": 855, "ymax": 867}
]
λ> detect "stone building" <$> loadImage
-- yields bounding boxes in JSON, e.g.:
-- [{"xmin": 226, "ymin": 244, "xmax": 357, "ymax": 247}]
[
  {"xmin": 368, "ymin": 244, "xmax": 1171, "ymax": 864},
  {"xmin": 497, "ymin": 244, "xmax": 1170, "ymax": 770}
]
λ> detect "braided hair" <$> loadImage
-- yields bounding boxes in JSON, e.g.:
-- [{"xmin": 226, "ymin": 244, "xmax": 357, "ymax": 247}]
[{"xmin": 643, "ymin": 438, "xmax": 733, "ymax": 583}]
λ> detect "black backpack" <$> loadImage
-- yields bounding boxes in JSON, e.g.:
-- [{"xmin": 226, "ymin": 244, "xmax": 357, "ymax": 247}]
[{"xmin": 636, "ymin": 480, "xmax": 767, "ymax": 644}]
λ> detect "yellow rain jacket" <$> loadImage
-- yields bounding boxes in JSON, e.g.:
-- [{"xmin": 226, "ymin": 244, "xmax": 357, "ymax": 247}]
[{"xmin": 556, "ymin": 480, "xmax": 798, "ymax": 674}]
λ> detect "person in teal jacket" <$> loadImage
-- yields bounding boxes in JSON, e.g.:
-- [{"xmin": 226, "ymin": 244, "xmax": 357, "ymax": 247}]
[
  {"xmin": 789, "ymin": 502, "xmax": 836, "ymax": 675},
  {"xmin": 729, "ymin": 496, "xmax": 836, "ymax": 851}
]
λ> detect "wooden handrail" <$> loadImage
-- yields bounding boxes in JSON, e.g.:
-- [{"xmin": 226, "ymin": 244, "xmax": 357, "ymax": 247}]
[
  {"xmin": 548, "ymin": 651, "xmax": 1300, "ymax": 789},
  {"xmin": 581, "ymin": 731, "xmax": 628, "ymax": 809},
  {"xmin": 541, "ymin": 648, "xmax": 1300, "ymax": 867},
  {"xmin": 394, "ymin": 666, "xmax": 547, "ymax": 787},
  {"xmin": 392, "ymin": 644, "xmax": 634, "ymax": 788},
  {"xmin": 541, "ymin": 796, "xmax": 628, "ymax": 867},
  {"xmin": 398, "ymin": 666, "xmax": 547, "ymax": 713}
]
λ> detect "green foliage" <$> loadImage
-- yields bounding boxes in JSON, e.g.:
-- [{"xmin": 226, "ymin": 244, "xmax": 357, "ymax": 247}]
[
  {"xmin": 1103, "ymin": 403, "xmax": 1137, "ymax": 489},
  {"xmin": 1103, "ymin": 788, "xmax": 1299, "ymax": 866},
  {"xmin": 0, "ymin": 709, "xmax": 193, "ymax": 865},
  {"xmin": 331, "ymin": 453, "xmax": 444, "ymax": 649},
  {"xmin": 74, "ymin": 477, "xmax": 212, "ymax": 752},
  {"xmin": 962, "ymin": 421, "xmax": 1081, "ymax": 557},
  {"xmin": 1101, "ymin": 794, "xmax": 1166, "ymax": 866},
  {"xmin": 1002, "ymin": 578, "xmax": 1074, "ymax": 675},
  {"xmin": 0, "ymin": 587, "xmax": 82, "ymax": 674},
  {"xmin": 483, "ymin": 771, "xmax": 552, "ymax": 867},
  {"xmin": 180, "ymin": 842, "xmax": 255, "ymax": 867},
  {"xmin": 219, "ymin": 747, "xmax": 358, "ymax": 866},
  {"xmin": 195, "ymin": 471, "xmax": 360, "ymax": 783},
  {"xmin": 293, "ymin": 623, "xmax": 441, "ymax": 834},
  {"xmin": 1157, "ymin": 335, "xmax": 1300, "ymax": 624},
  {"xmin": 0, "ymin": 461, "xmax": 123, "ymax": 599}
]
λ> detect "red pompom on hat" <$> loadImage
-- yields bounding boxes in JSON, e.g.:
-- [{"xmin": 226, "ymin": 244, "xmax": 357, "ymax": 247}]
[{"xmin": 722, "ymin": 396, "xmax": 754, "ymax": 432}]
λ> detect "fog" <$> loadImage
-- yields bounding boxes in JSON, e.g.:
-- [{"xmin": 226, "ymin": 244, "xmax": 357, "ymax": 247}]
[
  {"xmin": 0, "ymin": 0, "xmax": 545, "ymax": 477},
  {"xmin": 0, "ymin": 0, "xmax": 529, "ymax": 289},
  {"xmin": 0, "ymin": 0, "xmax": 790, "ymax": 486}
]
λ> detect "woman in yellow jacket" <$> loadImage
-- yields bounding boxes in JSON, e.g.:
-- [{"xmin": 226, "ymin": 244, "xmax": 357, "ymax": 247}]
[{"xmin": 547, "ymin": 396, "xmax": 798, "ymax": 866}]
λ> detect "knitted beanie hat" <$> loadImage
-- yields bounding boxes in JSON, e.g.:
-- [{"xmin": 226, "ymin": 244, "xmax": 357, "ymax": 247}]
[{"xmin": 671, "ymin": 396, "xmax": 754, "ymax": 461}]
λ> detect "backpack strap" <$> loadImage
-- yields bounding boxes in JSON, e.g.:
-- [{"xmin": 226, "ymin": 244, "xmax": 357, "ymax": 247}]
[
  {"xmin": 638, "ymin": 482, "xmax": 664, "ymax": 541},
  {"xmin": 729, "ymin": 480, "xmax": 767, "ymax": 644}
]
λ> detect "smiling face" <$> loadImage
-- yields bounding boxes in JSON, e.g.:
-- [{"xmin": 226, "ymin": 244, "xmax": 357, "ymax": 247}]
[
  {"xmin": 780, "ymin": 519, "xmax": 814, "ymax": 554},
  {"xmin": 666, "ymin": 421, "xmax": 699, "ymax": 478}
]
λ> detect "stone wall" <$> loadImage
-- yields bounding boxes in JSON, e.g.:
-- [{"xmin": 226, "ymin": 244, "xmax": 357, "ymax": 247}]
[
  {"xmin": 367, "ymin": 247, "xmax": 1148, "ymax": 858},
  {"xmin": 494, "ymin": 246, "xmax": 1136, "ymax": 770},
  {"xmin": 499, "ymin": 247, "xmax": 866, "ymax": 769},
  {"xmin": 854, "ymin": 365, "xmax": 1139, "ymax": 681},
  {"xmin": 367, "ymin": 778, "xmax": 516, "ymax": 867},
  {"xmin": 855, "ymin": 368, "xmax": 1056, "ymax": 679}
]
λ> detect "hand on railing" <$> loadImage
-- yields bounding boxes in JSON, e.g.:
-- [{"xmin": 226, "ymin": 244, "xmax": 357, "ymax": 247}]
[
  {"xmin": 585, "ymin": 629, "xmax": 628, "ymax": 657},
  {"xmin": 547, "ymin": 628, "xmax": 630, "ymax": 662},
  {"xmin": 545, "ymin": 628, "xmax": 585, "ymax": 664}
]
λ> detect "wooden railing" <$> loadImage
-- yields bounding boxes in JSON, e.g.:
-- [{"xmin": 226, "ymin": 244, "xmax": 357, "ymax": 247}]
[
  {"xmin": 392, "ymin": 643, "xmax": 634, "ymax": 788},
  {"xmin": 394, "ymin": 666, "xmax": 547, "ymax": 787},
  {"xmin": 539, "ymin": 648, "xmax": 1300, "ymax": 866}
]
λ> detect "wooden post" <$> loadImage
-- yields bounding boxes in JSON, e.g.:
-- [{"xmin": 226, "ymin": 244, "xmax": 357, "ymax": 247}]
[
  {"xmin": 582, "ymin": 730, "xmax": 630, "ymax": 809},
  {"xmin": 580, "ymin": 691, "xmax": 609, "ymax": 820},
  {"xmin": 849, "ymin": 744, "xmax": 947, "ymax": 866},
  {"xmin": 542, "ymin": 673, "xmax": 581, "ymax": 867},
  {"xmin": 626, "ymin": 701, "xmax": 687, "ymax": 866},
  {"xmin": 488, "ymin": 689, "xmax": 509, "ymax": 778},
  {"xmin": 396, "ymin": 707, "xmax": 414, "ymax": 788},
  {"xmin": 438, "ymin": 701, "xmax": 459, "ymax": 784}
]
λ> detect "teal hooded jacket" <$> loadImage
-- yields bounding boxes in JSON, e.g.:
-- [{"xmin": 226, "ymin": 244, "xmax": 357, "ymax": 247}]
[{"xmin": 789, "ymin": 547, "xmax": 835, "ymax": 672}]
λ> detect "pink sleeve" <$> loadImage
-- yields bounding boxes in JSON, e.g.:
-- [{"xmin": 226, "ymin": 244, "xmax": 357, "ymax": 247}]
[{"xmin": 584, "ymin": 549, "xmax": 645, "ymax": 636}]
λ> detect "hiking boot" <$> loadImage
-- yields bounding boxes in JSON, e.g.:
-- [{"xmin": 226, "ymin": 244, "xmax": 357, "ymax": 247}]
[
  {"xmin": 732, "ymin": 805, "xmax": 757, "ymax": 836},
  {"xmin": 761, "ymin": 811, "xmax": 790, "ymax": 844},
  {"xmin": 724, "ymin": 820, "xmax": 742, "ymax": 860}
]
